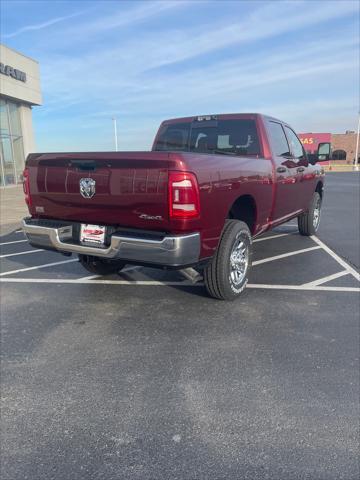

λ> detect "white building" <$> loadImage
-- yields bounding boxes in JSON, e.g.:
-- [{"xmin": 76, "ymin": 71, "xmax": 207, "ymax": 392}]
[{"xmin": 0, "ymin": 44, "xmax": 42, "ymax": 187}]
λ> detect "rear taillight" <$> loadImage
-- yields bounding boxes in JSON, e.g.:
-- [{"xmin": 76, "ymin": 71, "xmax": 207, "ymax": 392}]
[
  {"xmin": 168, "ymin": 171, "xmax": 200, "ymax": 219},
  {"xmin": 23, "ymin": 168, "xmax": 32, "ymax": 207}
]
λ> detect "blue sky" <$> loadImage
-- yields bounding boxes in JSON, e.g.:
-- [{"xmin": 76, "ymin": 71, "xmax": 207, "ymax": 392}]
[{"xmin": 1, "ymin": 0, "xmax": 359, "ymax": 152}]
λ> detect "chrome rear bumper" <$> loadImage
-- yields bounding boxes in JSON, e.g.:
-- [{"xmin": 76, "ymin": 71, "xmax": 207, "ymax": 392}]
[{"xmin": 22, "ymin": 218, "xmax": 201, "ymax": 267}]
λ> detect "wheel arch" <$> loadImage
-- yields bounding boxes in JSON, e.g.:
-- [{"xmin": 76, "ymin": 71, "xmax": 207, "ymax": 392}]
[{"xmin": 227, "ymin": 194, "xmax": 257, "ymax": 234}]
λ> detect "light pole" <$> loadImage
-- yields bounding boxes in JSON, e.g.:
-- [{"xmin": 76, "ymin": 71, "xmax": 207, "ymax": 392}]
[
  {"xmin": 355, "ymin": 111, "xmax": 360, "ymax": 170},
  {"xmin": 112, "ymin": 117, "xmax": 118, "ymax": 151}
]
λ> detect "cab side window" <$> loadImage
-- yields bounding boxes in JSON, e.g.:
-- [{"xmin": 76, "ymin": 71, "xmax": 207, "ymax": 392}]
[
  {"xmin": 268, "ymin": 121, "xmax": 290, "ymax": 157},
  {"xmin": 284, "ymin": 126, "xmax": 306, "ymax": 160}
]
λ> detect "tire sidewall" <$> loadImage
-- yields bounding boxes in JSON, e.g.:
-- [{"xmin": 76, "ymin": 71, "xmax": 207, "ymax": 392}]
[
  {"xmin": 298, "ymin": 191, "xmax": 322, "ymax": 236},
  {"xmin": 311, "ymin": 192, "xmax": 322, "ymax": 233},
  {"xmin": 219, "ymin": 222, "xmax": 252, "ymax": 300}
]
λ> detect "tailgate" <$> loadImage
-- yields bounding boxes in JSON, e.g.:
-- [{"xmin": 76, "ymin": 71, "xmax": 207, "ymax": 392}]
[{"xmin": 26, "ymin": 152, "xmax": 173, "ymax": 230}]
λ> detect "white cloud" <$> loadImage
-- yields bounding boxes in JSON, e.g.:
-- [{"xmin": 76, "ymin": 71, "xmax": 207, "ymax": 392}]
[
  {"xmin": 38, "ymin": 28, "xmax": 358, "ymax": 115},
  {"xmin": 3, "ymin": 0, "xmax": 190, "ymax": 41},
  {"xmin": 92, "ymin": 0, "xmax": 358, "ymax": 72},
  {"xmin": 3, "ymin": 11, "xmax": 86, "ymax": 38},
  {"xmin": 69, "ymin": 0, "xmax": 190, "ymax": 36},
  {"xmin": 37, "ymin": 0, "xmax": 358, "ymax": 96},
  {"xmin": 29, "ymin": 0, "xmax": 359, "ymax": 150}
]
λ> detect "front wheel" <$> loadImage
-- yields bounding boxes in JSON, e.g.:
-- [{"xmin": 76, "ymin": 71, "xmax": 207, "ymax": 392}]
[
  {"xmin": 78, "ymin": 255, "xmax": 126, "ymax": 275},
  {"xmin": 298, "ymin": 192, "xmax": 322, "ymax": 236},
  {"xmin": 203, "ymin": 220, "xmax": 252, "ymax": 300}
]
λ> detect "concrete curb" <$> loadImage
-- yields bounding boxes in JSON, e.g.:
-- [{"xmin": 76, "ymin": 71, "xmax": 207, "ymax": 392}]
[{"xmin": 324, "ymin": 166, "xmax": 360, "ymax": 172}]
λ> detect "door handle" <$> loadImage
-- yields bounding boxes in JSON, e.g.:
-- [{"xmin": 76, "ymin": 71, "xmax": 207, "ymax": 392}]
[
  {"xmin": 276, "ymin": 166, "xmax": 287, "ymax": 173},
  {"xmin": 297, "ymin": 167, "xmax": 305, "ymax": 173}
]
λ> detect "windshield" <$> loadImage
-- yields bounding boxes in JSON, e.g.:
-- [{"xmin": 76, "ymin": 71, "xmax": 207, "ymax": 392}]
[{"xmin": 154, "ymin": 119, "xmax": 261, "ymax": 156}]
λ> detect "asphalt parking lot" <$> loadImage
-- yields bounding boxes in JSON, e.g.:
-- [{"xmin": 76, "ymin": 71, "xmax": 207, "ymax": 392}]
[{"xmin": 1, "ymin": 173, "xmax": 359, "ymax": 480}]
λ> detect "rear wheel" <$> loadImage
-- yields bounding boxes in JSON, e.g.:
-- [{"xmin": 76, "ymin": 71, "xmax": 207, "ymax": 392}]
[
  {"xmin": 78, "ymin": 255, "xmax": 126, "ymax": 275},
  {"xmin": 298, "ymin": 192, "xmax": 322, "ymax": 236},
  {"xmin": 203, "ymin": 220, "xmax": 252, "ymax": 300}
]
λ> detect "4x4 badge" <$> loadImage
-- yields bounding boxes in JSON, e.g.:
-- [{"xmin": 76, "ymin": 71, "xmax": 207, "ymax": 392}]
[{"xmin": 80, "ymin": 178, "xmax": 96, "ymax": 198}]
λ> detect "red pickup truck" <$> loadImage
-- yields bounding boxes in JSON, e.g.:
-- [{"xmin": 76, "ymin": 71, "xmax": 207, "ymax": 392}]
[{"xmin": 22, "ymin": 113, "xmax": 326, "ymax": 300}]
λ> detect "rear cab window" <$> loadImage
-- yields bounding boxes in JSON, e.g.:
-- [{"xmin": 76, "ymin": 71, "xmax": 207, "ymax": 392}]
[
  {"xmin": 153, "ymin": 123, "xmax": 190, "ymax": 151},
  {"xmin": 154, "ymin": 118, "xmax": 261, "ymax": 157}
]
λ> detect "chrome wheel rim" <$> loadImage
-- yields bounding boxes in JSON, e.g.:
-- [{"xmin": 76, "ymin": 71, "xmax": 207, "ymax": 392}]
[
  {"xmin": 313, "ymin": 198, "xmax": 321, "ymax": 230},
  {"xmin": 229, "ymin": 235, "xmax": 249, "ymax": 287}
]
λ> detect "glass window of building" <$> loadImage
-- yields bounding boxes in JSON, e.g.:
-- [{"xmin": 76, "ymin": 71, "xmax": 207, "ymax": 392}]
[{"xmin": 0, "ymin": 98, "xmax": 25, "ymax": 186}]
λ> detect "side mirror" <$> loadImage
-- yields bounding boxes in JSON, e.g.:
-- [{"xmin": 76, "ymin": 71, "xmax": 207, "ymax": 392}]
[{"xmin": 317, "ymin": 142, "xmax": 331, "ymax": 161}]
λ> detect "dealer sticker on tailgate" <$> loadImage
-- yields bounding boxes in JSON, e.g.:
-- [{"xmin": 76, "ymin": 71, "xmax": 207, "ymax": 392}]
[{"xmin": 80, "ymin": 224, "xmax": 106, "ymax": 245}]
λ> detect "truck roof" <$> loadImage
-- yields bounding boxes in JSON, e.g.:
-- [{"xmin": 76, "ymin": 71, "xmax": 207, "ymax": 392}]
[{"xmin": 161, "ymin": 113, "xmax": 288, "ymax": 125}]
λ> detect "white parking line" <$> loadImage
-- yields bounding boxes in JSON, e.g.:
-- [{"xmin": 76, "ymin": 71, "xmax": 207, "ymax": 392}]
[
  {"xmin": 247, "ymin": 283, "xmax": 359, "ymax": 292},
  {"xmin": 76, "ymin": 274, "xmax": 101, "ymax": 281},
  {"xmin": 302, "ymin": 270, "xmax": 350, "ymax": 287},
  {"xmin": 0, "ymin": 249, "xmax": 43, "ymax": 259},
  {"xmin": 252, "ymin": 246, "xmax": 321, "ymax": 266},
  {"xmin": 0, "ymin": 278, "xmax": 197, "ymax": 286},
  {"xmin": 311, "ymin": 236, "xmax": 360, "ymax": 281},
  {"xmin": 0, "ymin": 259, "xmax": 77, "ymax": 277},
  {"xmin": 0, "ymin": 239, "xmax": 28, "ymax": 246},
  {"xmin": 0, "ymin": 230, "xmax": 358, "ymax": 295},
  {"xmin": 0, "ymin": 277, "xmax": 359, "ymax": 292},
  {"xmin": 253, "ymin": 233, "xmax": 290, "ymax": 243},
  {"xmin": 77, "ymin": 266, "xmax": 141, "ymax": 281}
]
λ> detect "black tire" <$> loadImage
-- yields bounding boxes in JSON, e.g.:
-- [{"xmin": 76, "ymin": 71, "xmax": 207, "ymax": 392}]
[
  {"xmin": 298, "ymin": 192, "xmax": 322, "ymax": 236},
  {"xmin": 78, "ymin": 255, "xmax": 126, "ymax": 275},
  {"xmin": 203, "ymin": 220, "xmax": 252, "ymax": 300}
]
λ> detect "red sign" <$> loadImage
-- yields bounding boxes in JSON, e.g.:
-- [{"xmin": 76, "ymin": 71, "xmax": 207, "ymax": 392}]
[{"xmin": 298, "ymin": 133, "xmax": 331, "ymax": 154}]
